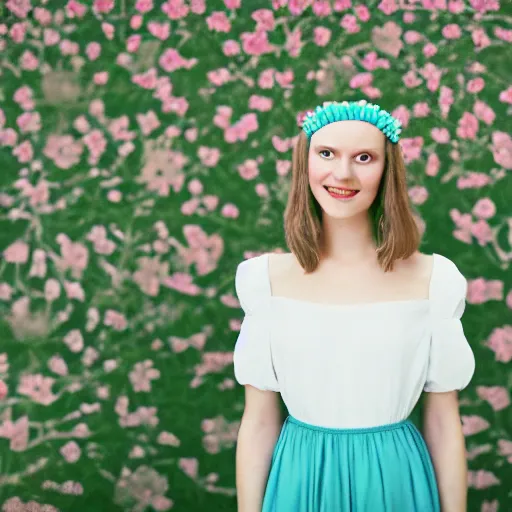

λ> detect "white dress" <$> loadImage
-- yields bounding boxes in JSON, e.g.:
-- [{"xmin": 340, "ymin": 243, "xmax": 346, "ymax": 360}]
[{"xmin": 233, "ymin": 252, "xmax": 475, "ymax": 429}]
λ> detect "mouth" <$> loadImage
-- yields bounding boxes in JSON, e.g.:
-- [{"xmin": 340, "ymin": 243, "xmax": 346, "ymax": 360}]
[{"xmin": 324, "ymin": 185, "xmax": 360, "ymax": 199}]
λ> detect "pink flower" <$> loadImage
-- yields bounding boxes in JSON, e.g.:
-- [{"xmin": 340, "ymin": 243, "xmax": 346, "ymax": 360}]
[
  {"xmin": 313, "ymin": 27, "xmax": 331, "ymax": 47},
  {"xmin": 148, "ymin": 21, "xmax": 170, "ymax": 40},
  {"xmin": 44, "ymin": 134, "xmax": 83, "ymax": 169},
  {"xmin": 467, "ymin": 470, "xmax": 500, "ymax": 489},
  {"xmin": 372, "ymin": 22, "xmax": 403, "ymax": 57},
  {"xmin": 399, "ymin": 137, "xmax": 423, "ymax": 164},
  {"xmin": 222, "ymin": 40, "xmax": 240, "ymax": 56},
  {"xmin": 34, "ymin": 7, "xmax": 52, "ymax": 24},
  {"xmin": 340, "ymin": 14, "xmax": 360, "ymax": 34},
  {"xmin": 13, "ymin": 140, "xmax": 33, "ymax": 163},
  {"xmin": 104, "ymin": 309, "xmax": 127, "ymax": 330},
  {"xmin": 413, "ymin": 102, "xmax": 430, "ymax": 117},
  {"xmin": 4, "ymin": 240, "xmax": 29, "ymax": 264},
  {"xmin": 471, "ymin": 219, "xmax": 493, "ymax": 246},
  {"xmin": 206, "ymin": 11, "xmax": 231, "ymax": 32},
  {"xmin": 124, "ymin": 35, "xmax": 141, "ymax": 54},
  {"xmin": 467, "ymin": 278, "xmax": 503, "ymax": 304},
  {"xmin": 495, "ymin": 27, "xmax": 512, "ymax": 42},
  {"xmin": 431, "ymin": 127, "xmax": 450, "ymax": 143},
  {"xmin": 466, "ymin": 77, "xmax": 485, "ymax": 93},
  {"xmin": 13, "ymin": 85, "xmax": 34, "ymax": 109},
  {"xmin": 378, "ymin": 0, "xmax": 398, "ymax": 15},
  {"xmin": 404, "ymin": 30, "xmax": 422, "ymax": 44},
  {"xmin": 130, "ymin": 14, "xmax": 143, "ymax": 29},
  {"xmin": 472, "ymin": 28, "xmax": 491, "ymax": 50},
  {"xmin": 83, "ymin": 129, "xmax": 107, "ymax": 164},
  {"xmin": 312, "ymin": 0, "xmax": 331, "ymax": 16},
  {"xmin": 472, "ymin": 198, "xmax": 496, "ymax": 219},
  {"xmin": 461, "ymin": 415, "xmax": 490, "ymax": 436},
  {"xmin": 423, "ymin": 42, "xmax": 437, "ymax": 58},
  {"xmin": 0, "ymin": 380, "xmax": 8, "ymax": 400},
  {"xmin": 221, "ymin": 203, "xmax": 239, "ymax": 218},
  {"xmin": 237, "ymin": 159, "xmax": 260, "ymax": 180},
  {"xmin": 44, "ymin": 28, "xmax": 60, "ymax": 45},
  {"xmin": 66, "ymin": 0, "xmax": 87, "ymax": 18},
  {"xmin": 86, "ymin": 42, "xmax": 101, "ymax": 60},
  {"xmin": 16, "ymin": 112, "xmax": 41, "ymax": 133},
  {"xmin": 408, "ymin": 186, "xmax": 428, "ymax": 205},
  {"xmin": 135, "ymin": 0, "xmax": 153, "ymax": 12},
  {"xmin": 60, "ymin": 441, "xmax": 81, "ymax": 463},
  {"xmin": 19, "ymin": 50, "xmax": 39, "ymax": 70},
  {"xmin": 64, "ymin": 329, "xmax": 84, "ymax": 352},
  {"xmin": 354, "ymin": 4, "xmax": 370, "ymax": 21},
  {"xmin": 136, "ymin": 111, "xmax": 160, "ymax": 136},
  {"xmin": 101, "ymin": 22, "xmax": 115, "ymax": 39},
  {"xmin": 425, "ymin": 153, "xmax": 440, "ymax": 177},
  {"xmin": 448, "ymin": 0, "xmax": 465, "ymax": 13},
  {"xmin": 456, "ymin": 112, "xmax": 478, "ymax": 140},
  {"xmin": 486, "ymin": 326, "xmax": 512, "ymax": 363},
  {"xmin": 161, "ymin": 0, "xmax": 189, "ymax": 19},
  {"xmin": 129, "ymin": 360, "xmax": 160, "ymax": 392},
  {"xmin": 93, "ymin": 0, "xmax": 114, "ymax": 13},
  {"xmin": 159, "ymin": 48, "xmax": 197, "ymax": 72},
  {"xmin": 456, "ymin": 172, "xmax": 491, "ymax": 189},
  {"xmin": 473, "ymin": 100, "xmax": 495, "ymax": 125},
  {"xmin": 240, "ymin": 31, "xmax": 274, "ymax": 56},
  {"xmin": 0, "ymin": 415, "xmax": 29, "ymax": 451},
  {"xmin": 224, "ymin": 0, "xmax": 241, "ymax": 8},
  {"xmin": 491, "ymin": 131, "xmax": 512, "ymax": 169},
  {"xmin": 391, "ymin": 105, "xmax": 410, "ymax": 128},
  {"xmin": 349, "ymin": 72, "xmax": 373, "ymax": 89},
  {"xmin": 197, "ymin": 146, "xmax": 220, "ymax": 167},
  {"xmin": 442, "ymin": 23, "xmax": 462, "ymax": 39},
  {"xmin": 258, "ymin": 69, "xmax": 275, "ymax": 89},
  {"xmin": 6, "ymin": 0, "xmax": 32, "ymax": 18},
  {"xmin": 10, "ymin": 22, "xmax": 27, "ymax": 43},
  {"xmin": 476, "ymin": 386, "xmax": 510, "ymax": 411},
  {"xmin": 93, "ymin": 71, "xmax": 109, "ymax": 85},
  {"xmin": 249, "ymin": 95, "xmax": 273, "ymax": 111},
  {"xmin": 18, "ymin": 373, "xmax": 58, "ymax": 405},
  {"xmin": 499, "ymin": 86, "xmax": 512, "ymax": 104}
]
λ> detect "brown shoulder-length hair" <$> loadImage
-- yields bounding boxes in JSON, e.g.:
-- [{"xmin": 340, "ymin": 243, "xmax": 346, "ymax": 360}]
[{"xmin": 284, "ymin": 130, "xmax": 421, "ymax": 274}]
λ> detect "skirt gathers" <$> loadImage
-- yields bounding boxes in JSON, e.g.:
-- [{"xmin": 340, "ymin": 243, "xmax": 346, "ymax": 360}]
[{"xmin": 262, "ymin": 415, "xmax": 440, "ymax": 512}]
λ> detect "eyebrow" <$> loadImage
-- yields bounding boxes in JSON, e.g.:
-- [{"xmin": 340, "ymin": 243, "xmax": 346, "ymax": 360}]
[{"xmin": 313, "ymin": 144, "xmax": 381, "ymax": 152}]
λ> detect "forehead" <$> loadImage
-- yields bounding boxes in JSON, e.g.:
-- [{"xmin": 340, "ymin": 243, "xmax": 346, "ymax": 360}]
[{"xmin": 310, "ymin": 120, "xmax": 385, "ymax": 150}]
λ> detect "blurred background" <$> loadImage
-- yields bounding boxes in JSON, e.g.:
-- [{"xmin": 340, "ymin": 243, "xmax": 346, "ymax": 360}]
[{"xmin": 0, "ymin": 0, "xmax": 511, "ymax": 511}]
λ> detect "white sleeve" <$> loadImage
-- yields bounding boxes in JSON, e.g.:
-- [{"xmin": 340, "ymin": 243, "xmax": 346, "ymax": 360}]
[
  {"xmin": 424, "ymin": 256, "xmax": 475, "ymax": 393},
  {"xmin": 233, "ymin": 258, "xmax": 279, "ymax": 392}
]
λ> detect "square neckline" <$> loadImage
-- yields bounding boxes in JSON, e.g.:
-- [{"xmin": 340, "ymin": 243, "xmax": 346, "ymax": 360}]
[{"xmin": 265, "ymin": 252, "xmax": 438, "ymax": 309}]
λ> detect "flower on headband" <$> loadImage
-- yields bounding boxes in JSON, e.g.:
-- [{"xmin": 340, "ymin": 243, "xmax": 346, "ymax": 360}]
[{"xmin": 300, "ymin": 99, "xmax": 402, "ymax": 143}]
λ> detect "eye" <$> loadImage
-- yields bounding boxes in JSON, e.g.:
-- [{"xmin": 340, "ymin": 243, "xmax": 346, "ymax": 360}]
[
  {"xmin": 355, "ymin": 153, "xmax": 372, "ymax": 163},
  {"xmin": 319, "ymin": 149, "xmax": 333, "ymax": 159}
]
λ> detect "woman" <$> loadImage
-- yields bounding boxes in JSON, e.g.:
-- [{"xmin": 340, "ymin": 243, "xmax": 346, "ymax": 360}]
[{"xmin": 234, "ymin": 100, "xmax": 475, "ymax": 512}]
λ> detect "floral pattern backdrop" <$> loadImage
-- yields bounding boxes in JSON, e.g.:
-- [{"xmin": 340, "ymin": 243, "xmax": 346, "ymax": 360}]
[{"xmin": 0, "ymin": 0, "xmax": 511, "ymax": 511}]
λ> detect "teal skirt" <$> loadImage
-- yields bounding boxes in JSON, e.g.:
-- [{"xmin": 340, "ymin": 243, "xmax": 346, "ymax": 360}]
[{"xmin": 262, "ymin": 415, "xmax": 440, "ymax": 512}]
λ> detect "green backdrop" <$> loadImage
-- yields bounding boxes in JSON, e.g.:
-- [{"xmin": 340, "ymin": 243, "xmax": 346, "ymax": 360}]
[{"xmin": 1, "ymin": 0, "xmax": 511, "ymax": 510}]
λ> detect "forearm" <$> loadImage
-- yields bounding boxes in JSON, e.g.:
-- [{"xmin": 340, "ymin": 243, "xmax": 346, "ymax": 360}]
[
  {"xmin": 236, "ymin": 416, "xmax": 282, "ymax": 512},
  {"xmin": 423, "ymin": 409, "xmax": 468, "ymax": 512}
]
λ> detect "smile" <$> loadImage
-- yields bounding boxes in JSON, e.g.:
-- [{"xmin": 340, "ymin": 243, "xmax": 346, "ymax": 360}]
[{"xmin": 324, "ymin": 186, "xmax": 360, "ymax": 199}]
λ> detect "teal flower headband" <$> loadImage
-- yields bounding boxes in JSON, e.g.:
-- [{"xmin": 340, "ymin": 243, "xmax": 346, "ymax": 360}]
[{"xmin": 301, "ymin": 100, "xmax": 402, "ymax": 144}]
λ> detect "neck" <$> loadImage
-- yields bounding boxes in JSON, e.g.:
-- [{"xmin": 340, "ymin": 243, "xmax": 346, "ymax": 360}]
[{"xmin": 319, "ymin": 212, "xmax": 378, "ymax": 267}]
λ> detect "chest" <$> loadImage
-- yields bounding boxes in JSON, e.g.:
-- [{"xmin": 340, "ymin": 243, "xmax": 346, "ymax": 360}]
[{"xmin": 272, "ymin": 265, "xmax": 430, "ymax": 305}]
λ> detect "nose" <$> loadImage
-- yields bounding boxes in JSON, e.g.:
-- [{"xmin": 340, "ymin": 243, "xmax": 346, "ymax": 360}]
[{"xmin": 331, "ymin": 157, "xmax": 354, "ymax": 181}]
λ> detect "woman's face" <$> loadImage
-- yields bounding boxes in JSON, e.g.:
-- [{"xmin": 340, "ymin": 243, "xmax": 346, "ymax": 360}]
[{"xmin": 308, "ymin": 120, "xmax": 386, "ymax": 220}]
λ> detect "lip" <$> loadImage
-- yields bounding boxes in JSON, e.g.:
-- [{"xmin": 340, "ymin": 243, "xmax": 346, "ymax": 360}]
[{"xmin": 323, "ymin": 185, "xmax": 360, "ymax": 192}]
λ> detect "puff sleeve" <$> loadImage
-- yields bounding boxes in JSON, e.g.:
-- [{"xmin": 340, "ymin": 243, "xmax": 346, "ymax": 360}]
[
  {"xmin": 233, "ymin": 257, "xmax": 280, "ymax": 392},
  {"xmin": 424, "ymin": 255, "xmax": 475, "ymax": 393}
]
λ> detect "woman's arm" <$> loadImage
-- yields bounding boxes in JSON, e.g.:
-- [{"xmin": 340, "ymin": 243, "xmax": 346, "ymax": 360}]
[
  {"xmin": 236, "ymin": 385, "xmax": 283, "ymax": 512},
  {"xmin": 423, "ymin": 391, "xmax": 468, "ymax": 512}
]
